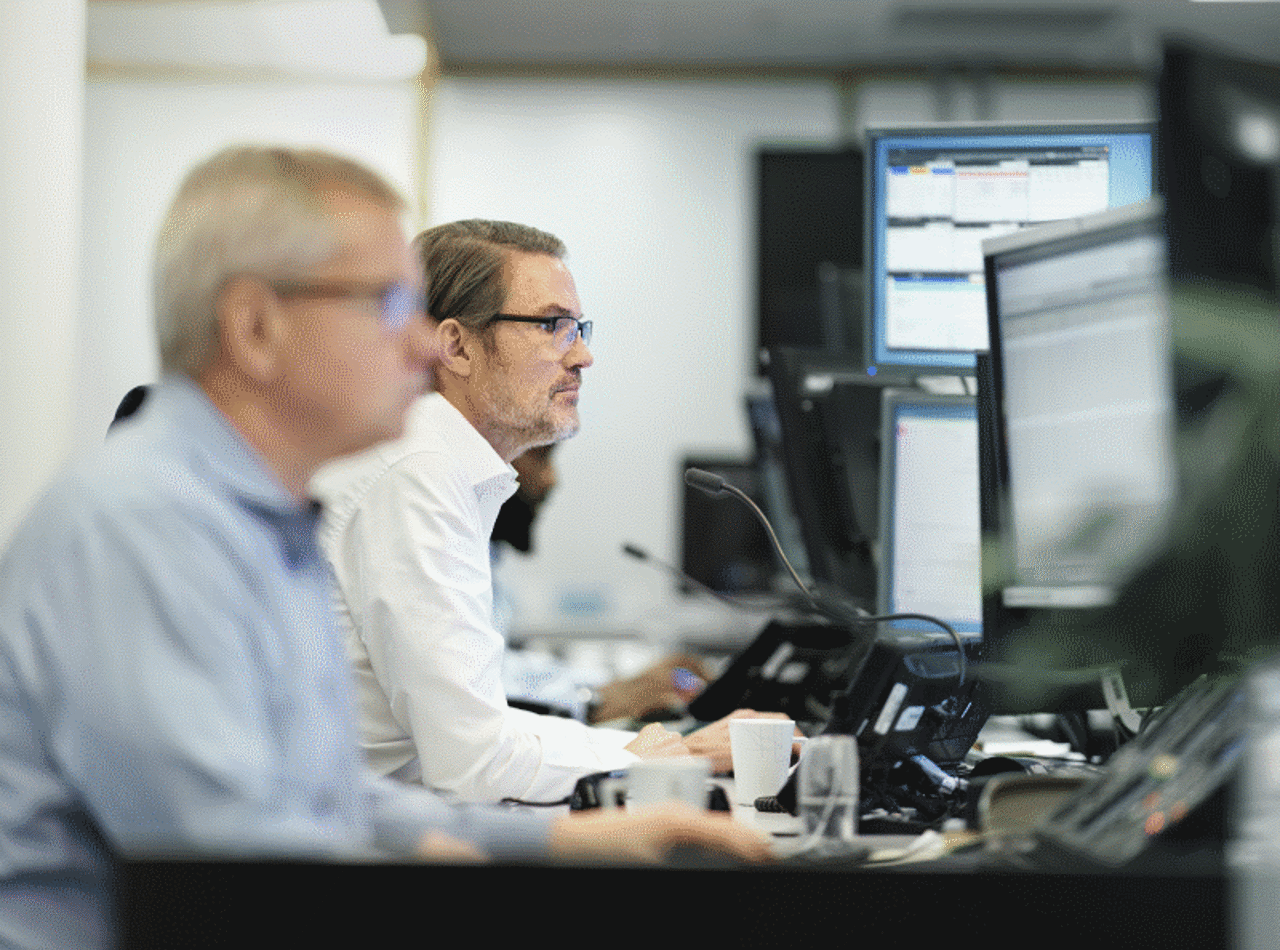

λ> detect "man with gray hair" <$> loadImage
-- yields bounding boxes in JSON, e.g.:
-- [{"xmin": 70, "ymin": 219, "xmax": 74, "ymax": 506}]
[
  {"xmin": 0, "ymin": 147, "xmax": 768, "ymax": 950},
  {"xmin": 313, "ymin": 219, "xmax": 778, "ymax": 806}
]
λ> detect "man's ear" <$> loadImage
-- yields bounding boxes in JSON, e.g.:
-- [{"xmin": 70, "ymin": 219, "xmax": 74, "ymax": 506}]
[
  {"xmin": 217, "ymin": 276, "xmax": 287, "ymax": 382},
  {"xmin": 435, "ymin": 317, "xmax": 475, "ymax": 379}
]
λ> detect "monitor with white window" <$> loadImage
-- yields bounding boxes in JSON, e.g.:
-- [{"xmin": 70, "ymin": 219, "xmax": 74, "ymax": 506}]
[
  {"xmin": 863, "ymin": 122, "xmax": 1155, "ymax": 376},
  {"xmin": 877, "ymin": 389, "xmax": 981, "ymax": 635},
  {"xmin": 981, "ymin": 198, "xmax": 1177, "ymax": 613},
  {"xmin": 977, "ymin": 198, "xmax": 1179, "ymax": 717}
]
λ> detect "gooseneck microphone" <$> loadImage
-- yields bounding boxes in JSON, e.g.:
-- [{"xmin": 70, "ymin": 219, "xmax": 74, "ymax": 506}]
[
  {"xmin": 683, "ymin": 467, "xmax": 966, "ymax": 683},
  {"xmin": 620, "ymin": 542, "xmax": 750, "ymax": 610},
  {"xmin": 683, "ymin": 467, "xmax": 818, "ymax": 608}
]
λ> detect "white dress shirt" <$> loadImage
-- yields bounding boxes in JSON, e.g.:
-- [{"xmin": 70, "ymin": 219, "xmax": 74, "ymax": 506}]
[{"xmin": 312, "ymin": 393, "xmax": 638, "ymax": 804}]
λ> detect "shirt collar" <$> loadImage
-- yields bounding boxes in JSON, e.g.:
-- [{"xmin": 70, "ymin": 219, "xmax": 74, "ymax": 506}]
[
  {"xmin": 150, "ymin": 375, "xmax": 316, "ymax": 522},
  {"xmin": 407, "ymin": 393, "xmax": 518, "ymax": 496}
]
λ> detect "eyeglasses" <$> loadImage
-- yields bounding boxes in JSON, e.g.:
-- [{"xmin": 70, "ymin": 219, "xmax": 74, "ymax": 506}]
[
  {"xmin": 270, "ymin": 279, "xmax": 425, "ymax": 333},
  {"xmin": 489, "ymin": 313, "xmax": 593, "ymax": 351}
]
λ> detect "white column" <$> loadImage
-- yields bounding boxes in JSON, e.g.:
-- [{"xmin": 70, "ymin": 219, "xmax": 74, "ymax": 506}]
[{"xmin": 0, "ymin": 0, "xmax": 85, "ymax": 546}]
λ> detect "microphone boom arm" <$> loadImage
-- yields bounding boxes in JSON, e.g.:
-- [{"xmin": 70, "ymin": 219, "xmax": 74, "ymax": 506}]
[{"xmin": 684, "ymin": 467, "xmax": 816, "ymax": 607}]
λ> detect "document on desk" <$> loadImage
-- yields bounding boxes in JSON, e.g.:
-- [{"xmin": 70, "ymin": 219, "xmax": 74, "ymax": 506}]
[
  {"xmin": 741, "ymin": 805, "xmax": 945, "ymax": 864},
  {"xmin": 767, "ymin": 827, "xmax": 949, "ymax": 865},
  {"xmin": 977, "ymin": 739, "xmax": 1079, "ymax": 759}
]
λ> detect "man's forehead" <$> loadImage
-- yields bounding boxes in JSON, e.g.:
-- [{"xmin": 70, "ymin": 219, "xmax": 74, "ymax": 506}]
[{"xmin": 501, "ymin": 250, "xmax": 579, "ymax": 312}]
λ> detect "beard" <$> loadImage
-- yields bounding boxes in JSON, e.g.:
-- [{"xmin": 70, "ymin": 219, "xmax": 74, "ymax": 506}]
[{"xmin": 472, "ymin": 375, "xmax": 580, "ymax": 454}]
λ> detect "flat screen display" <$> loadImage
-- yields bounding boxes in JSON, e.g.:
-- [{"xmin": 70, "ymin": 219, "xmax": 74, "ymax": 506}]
[
  {"xmin": 982, "ymin": 199, "xmax": 1177, "ymax": 613},
  {"xmin": 864, "ymin": 122, "xmax": 1155, "ymax": 374},
  {"xmin": 877, "ymin": 390, "xmax": 981, "ymax": 634}
]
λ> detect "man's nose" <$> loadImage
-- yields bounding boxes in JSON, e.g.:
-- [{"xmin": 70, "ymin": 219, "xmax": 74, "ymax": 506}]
[{"xmin": 568, "ymin": 335, "xmax": 593, "ymax": 369}]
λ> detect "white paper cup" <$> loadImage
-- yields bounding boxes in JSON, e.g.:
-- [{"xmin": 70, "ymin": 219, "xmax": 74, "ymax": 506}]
[
  {"xmin": 599, "ymin": 756, "xmax": 712, "ymax": 810},
  {"xmin": 729, "ymin": 718, "xmax": 795, "ymax": 804}
]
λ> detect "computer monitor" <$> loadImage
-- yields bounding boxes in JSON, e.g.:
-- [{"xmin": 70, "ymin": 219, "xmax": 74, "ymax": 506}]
[
  {"xmin": 877, "ymin": 389, "xmax": 981, "ymax": 635},
  {"xmin": 757, "ymin": 147, "xmax": 865, "ymax": 364},
  {"xmin": 679, "ymin": 456, "xmax": 774, "ymax": 595},
  {"xmin": 978, "ymin": 199, "xmax": 1178, "ymax": 708},
  {"xmin": 1159, "ymin": 38, "xmax": 1279, "ymax": 306},
  {"xmin": 864, "ymin": 121, "xmax": 1155, "ymax": 376},
  {"xmin": 1062, "ymin": 38, "xmax": 1280, "ymax": 708},
  {"xmin": 764, "ymin": 348, "xmax": 908, "ymax": 610},
  {"xmin": 744, "ymin": 391, "xmax": 810, "ymax": 582},
  {"xmin": 1158, "ymin": 38, "xmax": 1280, "ymax": 426}
]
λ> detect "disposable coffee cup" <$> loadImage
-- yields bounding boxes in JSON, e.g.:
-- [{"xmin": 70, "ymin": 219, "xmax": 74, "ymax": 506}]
[{"xmin": 729, "ymin": 718, "xmax": 795, "ymax": 804}]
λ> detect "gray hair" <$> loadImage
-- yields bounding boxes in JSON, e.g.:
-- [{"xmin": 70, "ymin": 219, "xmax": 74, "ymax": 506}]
[
  {"xmin": 153, "ymin": 145, "xmax": 406, "ymax": 377},
  {"xmin": 413, "ymin": 220, "xmax": 566, "ymax": 338}
]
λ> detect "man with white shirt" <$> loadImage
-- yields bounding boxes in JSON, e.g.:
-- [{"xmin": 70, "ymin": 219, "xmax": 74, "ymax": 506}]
[
  {"xmin": 0, "ymin": 152, "xmax": 768, "ymax": 950},
  {"xmin": 313, "ymin": 219, "xmax": 769, "ymax": 805},
  {"xmin": 493, "ymin": 444, "xmax": 713, "ymax": 723}
]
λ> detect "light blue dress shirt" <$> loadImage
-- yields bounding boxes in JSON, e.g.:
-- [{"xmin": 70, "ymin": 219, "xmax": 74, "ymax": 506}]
[{"xmin": 0, "ymin": 378, "xmax": 550, "ymax": 949}]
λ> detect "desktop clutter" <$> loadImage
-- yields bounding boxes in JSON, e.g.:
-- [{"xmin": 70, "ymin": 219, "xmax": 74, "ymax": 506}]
[
  {"xmin": 568, "ymin": 469, "xmax": 1090, "ymax": 865},
  {"xmin": 569, "ymin": 565, "xmax": 1247, "ymax": 875},
  {"xmin": 622, "ymin": 415, "xmax": 1253, "ymax": 872}
]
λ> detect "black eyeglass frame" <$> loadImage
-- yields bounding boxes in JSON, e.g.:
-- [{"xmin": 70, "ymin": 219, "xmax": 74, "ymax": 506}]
[
  {"xmin": 488, "ymin": 313, "xmax": 593, "ymax": 348},
  {"xmin": 268, "ymin": 278, "xmax": 425, "ymax": 332}
]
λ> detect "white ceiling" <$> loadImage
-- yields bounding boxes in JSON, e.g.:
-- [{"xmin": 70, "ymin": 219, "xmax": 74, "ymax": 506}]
[
  {"xmin": 86, "ymin": 1, "xmax": 1279, "ymax": 78},
  {"xmin": 88, "ymin": 1, "xmax": 429, "ymax": 79},
  {"xmin": 380, "ymin": 0, "xmax": 1279, "ymax": 75}
]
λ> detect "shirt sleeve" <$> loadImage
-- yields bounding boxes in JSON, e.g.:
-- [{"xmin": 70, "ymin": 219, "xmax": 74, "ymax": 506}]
[
  {"xmin": 362, "ymin": 772, "xmax": 552, "ymax": 861},
  {"xmin": 331, "ymin": 449, "xmax": 638, "ymax": 804}
]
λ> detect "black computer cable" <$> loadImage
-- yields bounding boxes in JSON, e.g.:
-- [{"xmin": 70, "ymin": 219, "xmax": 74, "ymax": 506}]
[{"xmin": 845, "ymin": 611, "xmax": 966, "ymax": 687}]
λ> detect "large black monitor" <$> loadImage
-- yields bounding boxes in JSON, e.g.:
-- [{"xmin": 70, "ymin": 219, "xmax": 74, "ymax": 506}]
[
  {"xmin": 978, "ymin": 198, "xmax": 1179, "ymax": 709},
  {"xmin": 876, "ymin": 388, "xmax": 981, "ymax": 636},
  {"xmin": 1159, "ymin": 38, "xmax": 1279, "ymax": 306},
  {"xmin": 864, "ymin": 121, "xmax": 1155, "ymax": 376},
  {"xmin": 1158, "ymin": 38, "xmax": 1280, "ymax": 427},
  {"xmin": 763, "ymin": 347, "xmax": 907, "ymax": 611},
  {"xmin": 757, "ymin": 147, "xmax": 865, "ymax": 364}
]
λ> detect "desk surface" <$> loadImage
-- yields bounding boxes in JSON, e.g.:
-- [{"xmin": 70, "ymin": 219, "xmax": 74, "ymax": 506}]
[{"xmin": 117, "ymin": 744, "xmax": 1231, "ymax": 948}]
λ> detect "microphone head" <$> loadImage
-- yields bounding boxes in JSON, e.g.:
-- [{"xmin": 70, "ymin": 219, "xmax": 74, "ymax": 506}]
[{"xmin": 684, "ymin": 467, "xmax": 727, "ymax": 496}]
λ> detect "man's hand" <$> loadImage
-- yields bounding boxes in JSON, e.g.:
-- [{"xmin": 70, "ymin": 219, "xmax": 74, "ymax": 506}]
[
  {"xmin": 548, "ymin": 802, "xmax": 773, "ymax": 865},
  {"xmin": 415, "ymin": 830, "xmax": 489, "ymax": 863},
  {"xmin": 683, "ymin": 709, "xmax": 799, "ymax": 774},
  {"xmin": 624, "ymin": 721, "xmax": 690, "ymax": 759},
  {"xmin": 589, "ymin": 653, "xmax": 712, "ymax": 723}
]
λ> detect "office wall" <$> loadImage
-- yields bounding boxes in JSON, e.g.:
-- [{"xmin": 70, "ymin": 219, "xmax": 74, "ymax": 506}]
[
  {"xmin": 0, "ymin": 2, "xmax": 85, "ymax": 547},
  {"xmin": 432, "ymin": 73, "xmax": 1153, "ymax": 648},
  {"xmin": 79, "ymin": 75, "xmax": 422, "ymax": 449}
]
